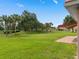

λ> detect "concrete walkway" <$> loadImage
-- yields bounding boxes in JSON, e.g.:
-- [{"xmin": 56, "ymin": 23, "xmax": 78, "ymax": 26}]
[
  {"xmin": 56, "ymin": 36, "xmax": 77, "ymax": 59},
  {"xmin": 75, "ymin": 56, "xmax": 77, "ymax": 59},
  {"xmin": 56, "ymin": 36, "xmax": 77, "ymax": 44}
]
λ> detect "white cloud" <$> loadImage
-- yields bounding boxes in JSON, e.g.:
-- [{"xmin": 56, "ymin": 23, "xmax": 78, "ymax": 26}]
[
  {"xmin": 16, "ymin": 3, "xmax": 24, "ymax": 8},
  {"xmin": 52, "ymin": 0, "xmax": 58, "ymax": 4}
]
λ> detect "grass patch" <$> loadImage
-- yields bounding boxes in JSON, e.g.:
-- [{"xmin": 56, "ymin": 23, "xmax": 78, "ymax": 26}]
[{"xmin": 0, "ymin": 31, "xmax": 76, "ymax": 59}]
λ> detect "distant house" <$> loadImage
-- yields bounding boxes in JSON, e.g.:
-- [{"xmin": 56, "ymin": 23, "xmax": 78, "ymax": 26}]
[
  {"xmin": 58, "ymin": 25, "xmax": 67, "ymax": 31},
  {"xmin": 58, "ymin": 24, "xmax": 77, "ymax": 32},
  {"xmin": 65, "ymin": 24, "xmax": 77, "ymax": 32}
]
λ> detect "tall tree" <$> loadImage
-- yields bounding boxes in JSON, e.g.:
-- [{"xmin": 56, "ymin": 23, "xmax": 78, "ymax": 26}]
[
  {"xmin": 10, "ymin": 14, "xmax": 21, "ymax": 32},
  {"xmin": 2, "ymin": 15, "xmax": 10, "ymax": 35},
  {"xmin": 63, "ymin": 15, "xmax": 77, "ymax": 32},
  {"xmin": 20, "ymin": 10, "xmax": 40, "ymax": 32}
]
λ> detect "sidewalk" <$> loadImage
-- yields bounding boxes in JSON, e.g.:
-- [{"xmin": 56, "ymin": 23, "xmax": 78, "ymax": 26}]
[
  {"xmin": 56, "ymin": 36, "xmax": 77, "ymax": 59},
  {"xmin": 56, "ymin": 36, "xmax": 77, "ymax": 44}
]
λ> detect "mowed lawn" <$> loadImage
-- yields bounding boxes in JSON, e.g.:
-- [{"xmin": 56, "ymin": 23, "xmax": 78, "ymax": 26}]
[{"xmin": 0, "ymin": 31, "xmax": 76, "ymax": 59}]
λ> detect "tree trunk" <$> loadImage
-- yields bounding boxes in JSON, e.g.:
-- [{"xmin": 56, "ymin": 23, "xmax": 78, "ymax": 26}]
[{"xmin": 71, "ymin": 27, "xmax": 74, "ymax": 32}]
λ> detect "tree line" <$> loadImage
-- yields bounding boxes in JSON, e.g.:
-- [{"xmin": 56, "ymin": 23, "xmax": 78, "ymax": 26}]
[{"xmin": 0, "ymin": 10, "xmax": 53, "ymax": 35}]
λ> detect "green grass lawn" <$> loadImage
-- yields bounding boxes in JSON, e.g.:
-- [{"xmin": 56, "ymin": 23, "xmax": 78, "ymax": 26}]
[{"xmin": 0, "ymin": 31, "xmax": 76, "ymax": 59}]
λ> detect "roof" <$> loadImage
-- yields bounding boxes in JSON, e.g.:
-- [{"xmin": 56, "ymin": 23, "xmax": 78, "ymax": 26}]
[
  {"xmin": 65, "ymin": 24, "xmax": 77, "ymax": 28},
  {"xmin": 58, "ymin": 25, "xmax": 64, "ymax": 28},
  {"xmin": 65, "ymin": 0, "xmax": 72, "ymax": 3}
]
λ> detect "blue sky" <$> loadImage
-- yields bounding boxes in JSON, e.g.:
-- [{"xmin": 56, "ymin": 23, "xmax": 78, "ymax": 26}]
[{"xmin": 0, "ymin": 0, "xmax": 69, "ymax": 27}]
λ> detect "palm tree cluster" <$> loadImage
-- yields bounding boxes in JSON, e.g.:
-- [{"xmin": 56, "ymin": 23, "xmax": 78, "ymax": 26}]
[{"xmin": 0, "ymin": 10, "xmax": 53, "ymax": 35}]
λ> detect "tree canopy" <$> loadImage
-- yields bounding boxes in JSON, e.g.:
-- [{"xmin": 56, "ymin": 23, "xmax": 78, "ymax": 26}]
[
  {"xmin": 63, "ymin": 15, "xmax": 77, "ymax": 29},
  {"xmin": 0, "ymin": 10, "xmax": 53, "ymax": 35}
]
